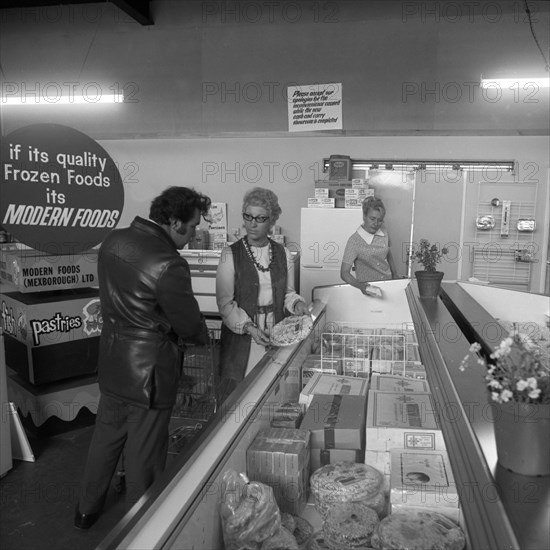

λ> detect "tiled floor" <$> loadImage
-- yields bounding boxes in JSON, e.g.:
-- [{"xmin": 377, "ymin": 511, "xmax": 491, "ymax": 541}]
[
  {"xmin": 0, "ymin": 412, "xmax": 207, "ymax": 550},
  {"xmin": 0, "ymin": 424, "xmax": 127, "ymax": 550}
]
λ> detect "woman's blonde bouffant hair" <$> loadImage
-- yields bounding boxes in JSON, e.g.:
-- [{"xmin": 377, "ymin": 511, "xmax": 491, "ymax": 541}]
[{"xmin": 242, "ymin": 187, "xmax": 282, "ymax": 223}]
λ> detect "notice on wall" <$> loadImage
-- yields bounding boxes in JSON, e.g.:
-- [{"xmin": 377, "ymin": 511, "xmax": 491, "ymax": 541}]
[
  {"xmin": 0, "ymin": 123, "xmax": 124, "ymax": 255},
  {"xmin": 288, "ymin": 83, "xmax": 343, "ymax": 132}
]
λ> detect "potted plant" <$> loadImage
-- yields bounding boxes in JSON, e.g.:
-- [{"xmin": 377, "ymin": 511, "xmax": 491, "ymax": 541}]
[
  {"xmin": 410, "ymin": 239, "xmax": 448, "ymax": 299},
  {"xmin": 459, "ymin": 328, "xmax": 550, "ymax": 475}
]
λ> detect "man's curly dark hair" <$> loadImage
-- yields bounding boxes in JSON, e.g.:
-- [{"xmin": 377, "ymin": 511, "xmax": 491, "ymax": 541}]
[{"xmin": 149, "ymin": 187, "xmax": 211, "ymax": 225}]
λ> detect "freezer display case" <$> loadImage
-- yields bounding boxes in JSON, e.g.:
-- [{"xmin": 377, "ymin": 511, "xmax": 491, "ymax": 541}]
[{"xmin": 98, "ymin": 280, "xmax": 549, "ymax": 550}]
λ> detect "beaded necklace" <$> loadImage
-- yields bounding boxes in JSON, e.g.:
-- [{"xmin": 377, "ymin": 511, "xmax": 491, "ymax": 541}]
[{"xmin": 243, "ymin": 236, "xmax": 274, "ymax": 272}]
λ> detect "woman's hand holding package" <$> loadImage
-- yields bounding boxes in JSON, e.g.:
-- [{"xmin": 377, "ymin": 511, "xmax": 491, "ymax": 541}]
[
  {"xmin": 245, "ymin": 323, "xmax": 271, "ymax": 346},
  {"xmin": 293, "ymin": 300, "xmax": 310, "ymax": 316}
]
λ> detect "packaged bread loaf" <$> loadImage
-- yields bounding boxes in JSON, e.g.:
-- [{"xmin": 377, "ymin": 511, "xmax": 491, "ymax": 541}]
[
  {"xmin": 371, "ymin": 510, "xmax": 466, "ymax": 550},
  {"xmin": 310, "ymin": 461, "xmax": 386, "ymax": 519}
]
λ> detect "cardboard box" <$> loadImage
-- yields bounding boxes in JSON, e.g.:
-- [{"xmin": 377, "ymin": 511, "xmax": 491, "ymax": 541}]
[
  {"xmin": 310, "ymin": 448, "xmax": 364, "ymax": 472},
  {"xmin": 314, "ymin": 188, "xmax": 329, "ymax": 198},
  {"xmin": 366, "ymin": 391, "xmax": 445, "ymax": 452},
  {"xmin": 299, "ymin": 372, "xmax": 369, "ymax": 407},
  {"xmin": 345, "ymin": 188, "xmax": 373, "ymax": 200},
  {"xmin": 307, "ymin": 197, "xmax": 335, "ymax": 208},
  {"xmin": 270, "ymin": 402, "xmax": 304, "ymax": 428},
  {"xmin": 370, "ymin": 374, "xmax": 430, "ymax": 393},
  {"xmin": 314, "ymin": 180, "xmax": 353, "ymax": 207},
  {"xmin": 342, "ymin": 358, "xmax": 370, "ymax": 378},
  {"xmin": 1, "ymin": 288, "xmax": 101, "ymax": 384},
  {"xmin": 327, "ymin": 155, "xmax": 352, "ymax": 180},
  {"xmin": 389, "ymin": 449, "xmax": 459, "ymax": 516},
  {"xmin": 344, "ymin": 197, "xmax": 363, "ymax": 209},
  {"xmin": 301, "ymin": 355, "xmax": 341, "ymax": 387},
  {"xmin": 0, "ymin": 246, "xmax": 98, "ymax": 293},
  {"xmin": 365, "ymin": 450, "xmax": 391, "ymax": 479},
  {"xmin": 390, "ymin": 362, "xmax": 427, "ymax": 379},
  {"xmin": 301, "ymin": 394, "xmax": 367, "ymax": 450},
  {"xmin": 246, "ymin": 428, "xmax": 310, "ymax": 515},
  {"xmin": 371, "ymin": 343, "xmax": 421, "ymax": 373}
]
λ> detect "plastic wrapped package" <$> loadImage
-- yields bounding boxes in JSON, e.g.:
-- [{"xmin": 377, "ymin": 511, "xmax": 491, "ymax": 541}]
[
  {"xmin": 371, "ymin": 510, "xmax": 466, "ymax": 550},
  {"xmin": 260, "ymin": 526, "xmax": 299, "ymax": 550},
  {"xmin": 310, "ymin": 461, "xmax": 387, "ymax": 519},
  {"xmin": 220, "ymin": 470, "xmax": 282, "ymax": 550}
]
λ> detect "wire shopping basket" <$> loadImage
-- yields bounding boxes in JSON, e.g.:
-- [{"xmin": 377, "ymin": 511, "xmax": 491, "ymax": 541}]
[{"xmin": 172, "ymin": 327, "xmax": 220, "ymax": 422}]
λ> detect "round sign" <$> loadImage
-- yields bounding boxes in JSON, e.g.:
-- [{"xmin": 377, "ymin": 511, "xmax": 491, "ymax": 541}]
[{"xmin": 0, "ymin": 123, "xmax": 124, "ymax": 255}]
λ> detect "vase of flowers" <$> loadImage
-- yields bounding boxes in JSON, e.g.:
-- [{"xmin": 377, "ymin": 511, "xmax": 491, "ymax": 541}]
[
  {"xmin": 459, "ymin": 328, "xmax": 550, "ymax": 476},
  {"xmin": 410, "ymin": 239, "xmax": 448, "ymax": 299}
]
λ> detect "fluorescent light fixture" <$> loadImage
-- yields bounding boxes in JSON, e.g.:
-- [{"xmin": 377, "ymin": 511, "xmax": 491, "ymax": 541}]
[
  {"xmin": 480, "ymin": 77, "xmax": 550, "ymax": 89},
  {"xmin": 1, "ymin": 93, "xmax": 124, "ymax": 105},
  {"xmin": 323, "ymin": 159, "xmax": 515, "ymax": 173}
]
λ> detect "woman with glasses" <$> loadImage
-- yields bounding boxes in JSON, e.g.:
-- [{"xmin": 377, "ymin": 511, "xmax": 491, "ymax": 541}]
[
  {"xmin": 216, "ymin": 187, "xmax": 309, "ymax": 401},
  {"xmin": 340, "ymin": 196, "xmax": 397, "ymax": 295}
]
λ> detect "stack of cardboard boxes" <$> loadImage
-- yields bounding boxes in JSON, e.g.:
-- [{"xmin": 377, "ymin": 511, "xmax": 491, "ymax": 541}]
[
  {"xmin": 309, "ymin": 179, "xmax": 374, "ymax": 209},
  {"xmin": 299, "ymin": 373, "xmax": 369, "ymax": 471},
  {"xmin": 308, "ymin": 154, "xmax": 374, "ymax": 208},
  {"xmin": 246, "ymin": 427, "xmax": 310, "ymax": 515},
  {"xmin": 243, "ymin": 322, "xmax": 461, "ymax": 524}
]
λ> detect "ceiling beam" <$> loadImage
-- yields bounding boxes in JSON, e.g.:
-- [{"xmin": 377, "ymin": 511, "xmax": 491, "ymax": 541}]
[
  {"xmin": 1, "ymin": 1, "xmax": 154, "ymax": 26},
  {"xmin": 110, "ymin": 0, "xmax": 153, "ymax": 26}
]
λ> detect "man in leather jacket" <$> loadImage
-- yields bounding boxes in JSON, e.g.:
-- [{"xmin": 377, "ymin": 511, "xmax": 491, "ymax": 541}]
[{"xmin": 75, "ymin": 186, "xmax": 211, "ymax": 529}]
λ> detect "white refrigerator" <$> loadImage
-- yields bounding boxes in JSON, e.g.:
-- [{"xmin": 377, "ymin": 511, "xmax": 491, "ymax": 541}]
[{"xmin": 299, "ymin": 172, "xmax": 416, "ymax": 301}]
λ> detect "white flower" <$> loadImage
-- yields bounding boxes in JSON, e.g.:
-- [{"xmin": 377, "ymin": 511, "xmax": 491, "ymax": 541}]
[
  {"xmin": 488, "ymin": 379, "xmax": 502, "ymax": 389},
  {"xmin": 528, "ymin": 388, "xmax": 541, "ymax": 400},
  {"xmin": 526, "ymin": 377, "xmax": 538, "ymax": 389},
  {"xmin": 500, "ymin": 389, "xmax": 514, "ymax": 402},
  {"xmin": 491, "ymin": 337, "xmax": 513, "ymax": 359},
  {"xmin": 469, "ymin": 342, "xmax": 481, "ymax": 353},
  {"xmin": 516, "ymin": 380, "xmax": 529, "ymax": 391},
  {"xmin": 491, "ymin": 391, "xmax": 501, "ymax": 403}
]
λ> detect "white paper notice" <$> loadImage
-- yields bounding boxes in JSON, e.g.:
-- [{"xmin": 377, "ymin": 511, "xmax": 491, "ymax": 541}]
[{"xmin": 288, "ymin": 83, "xmax": 342, "ymax": 132}]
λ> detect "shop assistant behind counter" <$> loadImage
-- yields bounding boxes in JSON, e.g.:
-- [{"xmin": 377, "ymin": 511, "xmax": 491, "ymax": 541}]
[{"xmin": 340, "ymin": 196, "xmax": 397, "ymax": 295}]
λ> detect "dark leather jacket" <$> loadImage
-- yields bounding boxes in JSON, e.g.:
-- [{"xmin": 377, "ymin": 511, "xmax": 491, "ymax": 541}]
[{"xmin": 97, "ymin": 216, "xmax": 207, "ymax": 409}]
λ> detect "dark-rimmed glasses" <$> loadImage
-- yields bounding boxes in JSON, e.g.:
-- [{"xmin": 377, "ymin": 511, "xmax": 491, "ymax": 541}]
[{"xmin": 242, "ymin": 213, "xmax": 270, "ymax": 224}]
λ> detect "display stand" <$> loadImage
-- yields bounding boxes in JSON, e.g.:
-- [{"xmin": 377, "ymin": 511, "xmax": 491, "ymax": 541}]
[{"xmin": 7, "ymin": 370, "xmax": 99, "ymax": 435}]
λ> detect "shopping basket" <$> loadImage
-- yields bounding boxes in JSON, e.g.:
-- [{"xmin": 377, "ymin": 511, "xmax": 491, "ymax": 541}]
[{"xmin": 172, "ymin": 326, "xmax": 220, "ymax": 422}]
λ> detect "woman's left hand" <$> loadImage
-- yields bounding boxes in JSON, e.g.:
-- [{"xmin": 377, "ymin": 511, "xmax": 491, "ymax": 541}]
[{"xmin": 294, "ymin": 301, "xmax": 310, "ymax": 316}]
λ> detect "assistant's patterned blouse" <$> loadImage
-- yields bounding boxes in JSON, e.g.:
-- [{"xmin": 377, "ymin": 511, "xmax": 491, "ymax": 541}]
[{"xmin": 342, "ymin": 225, "xmax": 392, "ymax": 282}]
